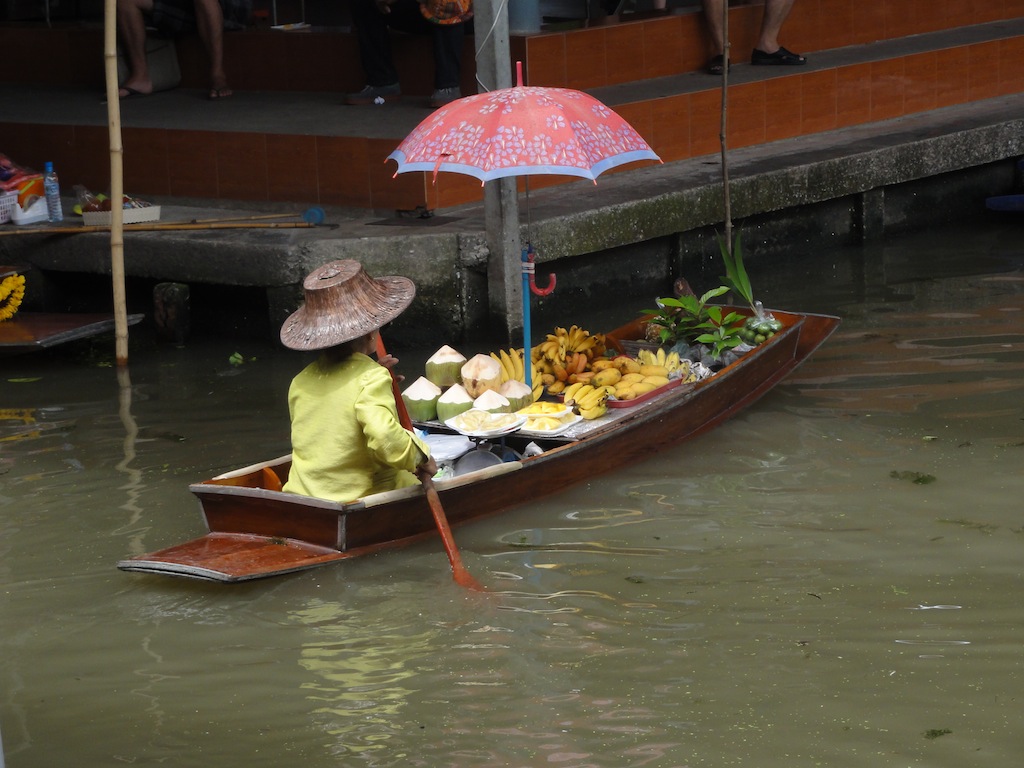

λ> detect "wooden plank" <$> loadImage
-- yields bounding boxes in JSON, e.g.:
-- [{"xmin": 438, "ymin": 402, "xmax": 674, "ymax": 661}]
[
  {"xmin": 117, "ymin": 532, "xmax": 348, "ymax": 582},
  {"xmin": 0, "ymin": 312, "xmax": 144, "ymax": 350}
]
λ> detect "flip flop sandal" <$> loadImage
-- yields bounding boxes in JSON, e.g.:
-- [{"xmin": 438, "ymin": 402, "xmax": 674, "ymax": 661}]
[
  {"xmin": 705, "ymin": 55, "xmax": 730, "ymax": 75},
  {"xmin": 751, "ymin": 46, "xmax": 806, "ymax": 65}
]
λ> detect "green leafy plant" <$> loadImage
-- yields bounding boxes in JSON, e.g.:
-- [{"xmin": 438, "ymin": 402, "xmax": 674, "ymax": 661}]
[
  {"xmin": 639, "ymin": 233, "xmax": 767, "ymax": 361},
  {"xmin": 718, "ymin": 232, "xmax": 755, "ymax": 311},
  {"xmin": 642, "ymin": 287, "xmax": 747, "ymax": 360},
  {"xmin": 642, "ymin": 286, "xmax": 729, "ymax": 347},
  {"xmin": 692, "ymin": 304, "xmax": 749, "ymax": 360}
]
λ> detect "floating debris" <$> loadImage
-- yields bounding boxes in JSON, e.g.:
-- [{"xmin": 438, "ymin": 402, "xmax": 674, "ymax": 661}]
[{"xmin": 890, "ymin": 470, "xmax": 937, "ymax": 484}]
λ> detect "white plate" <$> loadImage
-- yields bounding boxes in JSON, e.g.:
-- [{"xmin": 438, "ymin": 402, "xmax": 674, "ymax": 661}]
[
  {"xmin": 444, "ymin": 410, "xmax": 527, "ymax": 438},
  {"xmin": 520, "ymin": 413, "xmax": 583, "ymax": 436}
]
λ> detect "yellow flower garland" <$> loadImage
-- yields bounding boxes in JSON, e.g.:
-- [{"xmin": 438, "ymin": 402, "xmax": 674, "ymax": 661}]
[{"xmin": 0, "ymin": 273, "xmax": 26, "ymax": 322}]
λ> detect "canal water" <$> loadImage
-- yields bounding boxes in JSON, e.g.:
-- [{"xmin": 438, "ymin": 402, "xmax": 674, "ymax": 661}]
[{"xmin": 2, "ymin": 221, "xmax": 1022, "ymax": 767}]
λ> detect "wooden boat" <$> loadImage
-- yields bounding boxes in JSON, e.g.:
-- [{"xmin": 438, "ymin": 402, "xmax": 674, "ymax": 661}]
[{"xmin": 117, "ymin": 308, "xmax": 840, "ymax": 582}]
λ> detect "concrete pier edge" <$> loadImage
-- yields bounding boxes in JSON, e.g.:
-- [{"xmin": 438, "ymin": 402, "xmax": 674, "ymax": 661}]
[{"xmin": 6, "ymin": 93, "xmax": 1022, "ymax": 346}]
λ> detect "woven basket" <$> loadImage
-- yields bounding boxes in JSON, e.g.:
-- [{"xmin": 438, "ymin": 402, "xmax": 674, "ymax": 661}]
[{"xmin": 0, "ymin": 191, "xmax": 17, "ymax": 224}]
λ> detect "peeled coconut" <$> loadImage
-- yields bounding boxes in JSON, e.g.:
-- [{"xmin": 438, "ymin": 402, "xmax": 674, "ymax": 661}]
[
  {"xmin": 473, "ymin": 388, "xmax": 511, "ymax": 414},
  {"xmin": 500, "ymin": 379, "xmax": 533, "ymax": 413},
  {"xmin": 461, "ymin": 353, "xmax": 503, "ymax": 398},
  {"xmin": 402, "ymin": 376, "xmax": 442, "ymax": 422},
  {"xmin": 425, "ymin": 344, "xmax": 467, "ymax": 388},
  {"xmin": 436, "ymin": 383, "xmax": 475, "ymax": 423}
]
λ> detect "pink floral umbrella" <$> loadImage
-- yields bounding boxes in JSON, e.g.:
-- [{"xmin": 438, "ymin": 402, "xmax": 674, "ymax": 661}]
[
  {"xmin": 387, "ymin": 64, "xmax": 661, "ymax": 183},
  {"xmin": 388, "ymin": 64, "xmax": 661, "ymax": 388}
]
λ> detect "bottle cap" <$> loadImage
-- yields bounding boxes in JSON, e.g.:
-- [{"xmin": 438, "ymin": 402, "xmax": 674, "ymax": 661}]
[{"xmin": 44, "ymin": 161, "xmax": 53, "ymax": 173}]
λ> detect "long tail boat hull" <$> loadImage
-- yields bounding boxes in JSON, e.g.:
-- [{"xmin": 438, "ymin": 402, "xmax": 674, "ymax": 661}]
[{"xmin": 118, "ymin": 309, "xmax": 840, "ymax": 582}]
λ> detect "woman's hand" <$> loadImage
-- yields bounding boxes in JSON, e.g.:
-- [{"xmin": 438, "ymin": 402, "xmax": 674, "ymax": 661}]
[
  {"xmin": 377, "ymin": 353, "xmax": 404, "ymax": 383},
  {"xmin": 416, "ymin": 457, "xmax": 439, "ymax": 482}
]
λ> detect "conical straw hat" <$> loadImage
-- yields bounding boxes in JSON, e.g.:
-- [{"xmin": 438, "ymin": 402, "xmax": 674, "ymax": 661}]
[{"xmin": 280, "ymin": 260, "xmax": 415, "ymax": 351}]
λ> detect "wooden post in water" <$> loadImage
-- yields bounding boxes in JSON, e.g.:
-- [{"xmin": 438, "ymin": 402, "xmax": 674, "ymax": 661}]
[{"xmin": 104, "ymin": 0, "xmax": 129, "ymax": 365}]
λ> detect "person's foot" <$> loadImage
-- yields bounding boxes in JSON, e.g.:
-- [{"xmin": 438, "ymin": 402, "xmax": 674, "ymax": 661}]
[
  {"xmin": 751, "ymin": 46, "xmax": 806, "ymax": 65},
  {"xmin": 118, "ymin": 78, "xmax": 153, "ymax": 99},
  {"xmin": 705, "ymin": 54, "xmax": 730, "ymax": 75},
  {"xmin": 118, "ymin": 86, "xmax": 150, "ymax": 100},
  {"xmin": 208, "ymin": 86, "xmax": 233, "ymax": 100},
  {"xmin": 345, "ymin": 83, "xmax": 401, "ymax": 105},
  {"xmin": 429, "ymin": 87, "xmax": 461, "ymax": 108}
]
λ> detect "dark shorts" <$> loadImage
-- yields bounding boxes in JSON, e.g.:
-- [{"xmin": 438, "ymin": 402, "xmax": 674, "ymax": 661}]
[{"xmin": 149, "ymin": 0, "xmax": 252, "ymax": 35}]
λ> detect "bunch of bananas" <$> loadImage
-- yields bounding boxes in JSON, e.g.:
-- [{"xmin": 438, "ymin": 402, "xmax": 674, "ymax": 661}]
[
  {"xmin": 636, "ymin": 347, "xmax": 683, "ymax": 373},
  {"xmin": 531, "ymin": 325, "xmax": 608, "ymax": 396},
  {"xmin": 490, "ymin": 347, "xmax": 525, "ymax": 383},
  {"xmin": 533, "ymin": 325, "xmax": 603, "ymax": 363},
  {"xmin": 562, "ymin": 382, "xmax": 611, "ymax": 420},
  {"xmin": 490, "ymin": 347, "xmax": 545, "ymax": 402}
]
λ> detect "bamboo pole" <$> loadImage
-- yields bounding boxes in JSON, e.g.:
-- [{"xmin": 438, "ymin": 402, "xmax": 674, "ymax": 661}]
[
  {"xmin": 0, "ymin": 221, "xmax": 318, "ymax": 237},
  {"xmin": 103, "ymin": 0, "xmax": 129, "ymax": 365}
]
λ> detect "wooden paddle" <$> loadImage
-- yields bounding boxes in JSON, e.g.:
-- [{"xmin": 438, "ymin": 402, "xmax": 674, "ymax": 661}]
[{"xmin": 376, "ymin": 334, "xmax": 483, "ymax": 590}]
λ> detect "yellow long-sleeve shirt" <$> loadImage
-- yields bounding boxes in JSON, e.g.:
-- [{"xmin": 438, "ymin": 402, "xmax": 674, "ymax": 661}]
[{"xmin": 283, "ymin": 352, "xmax": 430, "ymax": 502}]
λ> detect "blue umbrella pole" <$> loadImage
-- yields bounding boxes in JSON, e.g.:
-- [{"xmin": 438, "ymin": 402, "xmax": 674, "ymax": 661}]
[{"xmin": 522, "ymin": 245, "xmax": 533, "ymax": 390}]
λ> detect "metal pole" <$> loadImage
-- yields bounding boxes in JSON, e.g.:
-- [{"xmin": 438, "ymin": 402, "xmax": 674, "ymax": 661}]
[{"xmin": 474, "ymin": 0, "xmax": 521, "ymax": 346}]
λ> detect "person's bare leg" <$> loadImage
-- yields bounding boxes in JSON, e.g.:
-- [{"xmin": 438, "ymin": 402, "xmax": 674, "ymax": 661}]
[
  {"xmin": 116, "ymin": 0, "xmax": 156, "ymax": 96},
  {"xmin": 756, "ymin": 0, "xmax": 794, "ymax": 54},
  {"xmin": 193, "ymin": 0, "xmax": 231, "ymax": 98},
  {"xmin": 702, "ymin": 0, "xmax": 725, "ymax": 56}
]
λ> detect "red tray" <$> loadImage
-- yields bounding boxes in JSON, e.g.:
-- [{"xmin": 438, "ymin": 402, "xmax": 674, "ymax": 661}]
[{"xmin": 607, "ymin": 376, "xmax": 684, "ymax": 408}]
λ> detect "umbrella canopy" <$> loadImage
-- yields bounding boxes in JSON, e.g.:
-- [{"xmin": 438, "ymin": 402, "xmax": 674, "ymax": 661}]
[
  {"xmin": 387, "ymin": 64, "xmax": 661, "ymax": 390},
  {"xmin": 387, "ymin": 68, "xmax": 661, "ymax": 184}
]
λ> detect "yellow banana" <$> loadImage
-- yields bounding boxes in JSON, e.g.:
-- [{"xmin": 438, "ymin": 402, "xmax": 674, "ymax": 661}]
[
  {"xmin": 639, "ymin": 364, "xmax": 669, "ymax": 378},
  {"xmin": 498, "ymin": 349, "xmax": 515, "ymax": 382},
  {"xmin": 656, "ymin": 347, "xmax": 666, "ymax": 367},
  {"xmin": 513, "ymin": 348, "xmax": 525, "ymax": 382},
  {"xmin": 573, "ymin": 333, "xmax": 597, "ymax": 353},
  {"xmin": 563, "ymin": 382, "xmax": 587, "ymax": 402},
  {"xmin": 579, "ymin": 403, "xmax": 608, "ymax": 420},
  {"xmin": 577, "ymin": 386, "xmax": 608, "ymax": 411}
]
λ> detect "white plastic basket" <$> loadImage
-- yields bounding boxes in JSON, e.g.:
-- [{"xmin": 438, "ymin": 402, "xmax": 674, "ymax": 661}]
[
  {"xmin": 82, "ymin": 205, "xmax": 161, "ymax": 226},
  {"xmin": 0, "ymin": 190, "xmax": 17, "ymax": 224}
]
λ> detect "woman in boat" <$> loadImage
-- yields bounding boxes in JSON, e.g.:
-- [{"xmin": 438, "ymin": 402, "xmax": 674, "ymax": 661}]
[{"xmin": 279, "ymin": 260, "xmax": 438, "ymax": 502}]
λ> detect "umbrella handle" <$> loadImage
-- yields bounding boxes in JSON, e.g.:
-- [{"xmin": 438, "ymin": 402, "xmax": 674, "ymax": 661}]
[
  {"xmin": 522, "ymin": 247, "xmax": 556, "ymax": 297},
  {"xmin": 530, "ymin": 271, "xmax": 556, "ymax": 297}
]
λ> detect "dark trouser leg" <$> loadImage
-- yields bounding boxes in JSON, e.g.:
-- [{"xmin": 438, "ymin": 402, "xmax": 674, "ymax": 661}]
[
  {"xmin": 351, "ymin": 0, "xmax": 399, "ymax": 86},
  {"xmin": 431, "ymin": 22, "xmax": 465, "ymax": 90}
]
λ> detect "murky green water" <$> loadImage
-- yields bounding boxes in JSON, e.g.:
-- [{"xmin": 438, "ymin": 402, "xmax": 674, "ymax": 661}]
[{"xmin": 2, "ymin": 222, "xmax": 1023, "ymax": 767}]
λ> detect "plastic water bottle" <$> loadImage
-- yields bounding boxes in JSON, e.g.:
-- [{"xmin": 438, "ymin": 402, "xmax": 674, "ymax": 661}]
[{"xmin": 43, "ymin": 161, "xmax": 63, "ymax": 223}]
